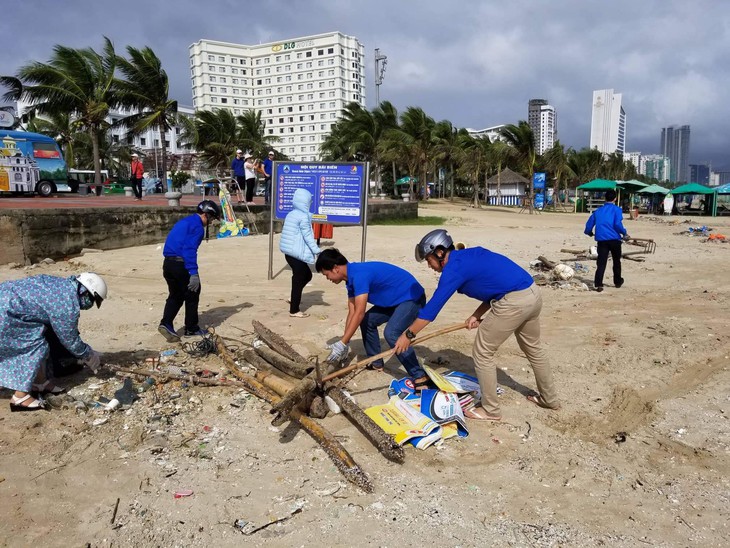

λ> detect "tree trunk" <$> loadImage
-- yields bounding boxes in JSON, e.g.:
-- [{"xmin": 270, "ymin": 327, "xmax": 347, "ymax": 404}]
[
  {"xmin": 449, "ymin": 163, "xmax": 454, "ymax": 201},
  {"xmin": 391, "ymin": 161, "xmax": 397, "ymax": 197},
  {"xmin": 91, "ymin": 127, "xmax": 102, "ymax": 187},
  {"xmin": 159, "ymin": 125, "xmax": 167, "ymax": 191}
]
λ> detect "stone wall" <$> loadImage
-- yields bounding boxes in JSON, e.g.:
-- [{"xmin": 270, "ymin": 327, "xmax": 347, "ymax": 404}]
[{"xmin": 0, "ymin": 200, "xmax": 418, "ymax": 265}]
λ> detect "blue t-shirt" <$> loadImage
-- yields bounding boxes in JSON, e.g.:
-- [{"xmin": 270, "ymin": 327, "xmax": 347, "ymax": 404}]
[
  {"xmin": 418, "ymin": 247, "xmax": 534, "ymax": 321},
  {"xmin": 346, "ymin": 262, "xmax": 425, "ymax": 307},
  {"xmin": 584, "ymin": 202, "xmax": 627, "ymax": 241},
  {"xmin": 262, "ymin": 157, "xmax": 274, "ymax": 178},
  {"xmin": 231, "ymin": 157, "xmax": 246, "ymax": 177},
  {"xmin": 163, "ymin": 214, "xmax": 204, "ymax": 275}
]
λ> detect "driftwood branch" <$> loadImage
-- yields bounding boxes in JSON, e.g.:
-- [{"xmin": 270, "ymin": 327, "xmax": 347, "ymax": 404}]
[
  {"xmin": 252, "ymin": 320, "xmax": 309, "ymax": 365},
  {"xmin": 215, "ymin": 336, "xmax": 373, "ymax": 492},
  {"xmin": 254, "ymin": 345, "xmax": 313, "ymax": 379}
]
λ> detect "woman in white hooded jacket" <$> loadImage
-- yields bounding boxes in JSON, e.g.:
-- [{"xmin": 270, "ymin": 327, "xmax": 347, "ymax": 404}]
[{"xmin": 279, "ymin": 188, "xmax": 321, "ymax": 317}]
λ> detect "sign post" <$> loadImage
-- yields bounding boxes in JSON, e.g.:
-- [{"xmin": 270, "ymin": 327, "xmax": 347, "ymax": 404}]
[{"xmin": 268, "ymin": 162, "xmax": 369, "ymax": 280}]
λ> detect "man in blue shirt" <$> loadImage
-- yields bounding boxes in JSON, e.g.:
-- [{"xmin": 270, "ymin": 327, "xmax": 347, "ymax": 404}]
[
  {"xmin": 315, "ymin": 248, "xmax": 429, "ymax": 388},
  {"xmin": 394, "ymin": 229, "xmax": 559, "ymax": 421},
  {"xmin": 230, "ymin": 149, "xmax": 246, "ymax": 204},
  {"xmin": 158, "ymin": 200, "xmax": 220, "ymax": 342},
  {"xmin": 584, "ymin": 189, "xmax": 629, "ymax": 292},
  {"xmin": 262, "ymin": 151, "xmax": 274, "ymax": 205}
]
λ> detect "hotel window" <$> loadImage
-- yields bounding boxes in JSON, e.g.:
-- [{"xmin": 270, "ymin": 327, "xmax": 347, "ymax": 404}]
[
  {"xmin": 327, "ymin": 48, "xmax": 334, "ymax": 54},
  {"xmin": 296, "ymin": 53, "xmax": 302, "ymax": 59},
  {"xmin": 318, "ymin": 49, "xmax": 324, "ymax": 55},
  {"xmin": 220, "ymin": 77, "xmax": 227, "ymax": 83},
  {"xmin": 220, "ymin": 87, "xmax": 227, "ymax": 93},
  {"xmin": 208, "ymin": 65, "xmax": 215, "ymax": 71},
  {"xmin": 232, "ymin": 78, "xmax": 238, "ymax": 84},
  {"xmin": 267, "ymin": 108, "xmax": 273, "ymax": 114},
  {"xmin": 285, "ymin": 55, "xmax": 290, "ymax": 61},
  {"xmin": 265, "ymin": 68, "xmax": 270, "ymax": 74},
  {"xmin": 318, "ymin": 60, "xmax": 324, "ymax": 67},
  {"xmin": 210, "ymin": 86, "xmax": 217, "ymax": 92},
  {"xmin": 328, "ymin": 59, "xmax": 334, "ymax": 65},
  {"xmin": 207, "ymin": 55, "xmax": 214, "ymax": 61},
  {"xmin": 218, "ymin": 56, "xmax": 225, "ymax": 62},
  {"xmin": 233, "ymin": 98, "xmax": 239, "ymax": 104},
  {"xmin": 234, "ymin": 109, "xmax": 240, "ymax": 114},
  {"xmin": 256, "ymin": 59, "xmax": 261, "ymax": 65},
  {"xmin": 233, "ymin": 89, "xmax": 238, "ymax": 94},
  {"xmin": 306, "ymin": 51, "xmax": 312, "ymax": 58},
  {"xmin": 275, "ymin": 56, "xmax": 281, "ymax": 62},
  {"xmin": 219, "ymin": 67, "xmax": 226, "ymax": 73},
  {"xmin": 210, "ymin": 76, "xmax": 217, "ymax": 82},
  {"xmin": 211, "ymin": 97, "xmax": 218, "ymax": 103},
  {"xmin": 231, "ymin": 68, "xmax": 238, "ymax": 75},
  {"xmin": 221, "ymin": 98, "xmax": 228, "ymax": 104}
]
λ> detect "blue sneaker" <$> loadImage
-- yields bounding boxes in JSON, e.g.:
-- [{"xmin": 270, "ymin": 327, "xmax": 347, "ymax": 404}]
[
  {"xmin": 183, "ymin": 327, "xmax": 207, "ymax": 337},
  {"xmin": 158, "ymin": 323, "xmax": 180, "ymax": 342}
]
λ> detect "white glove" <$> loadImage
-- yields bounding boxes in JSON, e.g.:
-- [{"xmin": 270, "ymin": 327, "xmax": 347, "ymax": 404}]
[
  {"xmin": 326, "ymin": 340, "xmax": 350, "ymax": 363},
  {"xmin": 81, "ymin": 349, "xmax": 101, "ymax": 374}
]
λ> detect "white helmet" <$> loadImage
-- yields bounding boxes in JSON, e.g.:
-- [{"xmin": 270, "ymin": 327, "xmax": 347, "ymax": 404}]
[{"xmin": 76, "ymin": 272, "xmax": 107, "ymax": 308}]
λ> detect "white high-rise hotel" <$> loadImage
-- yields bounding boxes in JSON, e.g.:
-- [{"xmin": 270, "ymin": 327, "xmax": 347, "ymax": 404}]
[
  {"xmin": 189, "ymin": 32, "xmax": 366, "ymax": 161},
  {"xmin": 589, "ymin": 89, "xmax": 626, "ymax": 155}
]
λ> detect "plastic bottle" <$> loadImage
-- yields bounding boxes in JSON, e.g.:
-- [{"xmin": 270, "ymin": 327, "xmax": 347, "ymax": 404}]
[{"xmin": 138, "ymin": 377, "xmax": 156, "ymax": 393}]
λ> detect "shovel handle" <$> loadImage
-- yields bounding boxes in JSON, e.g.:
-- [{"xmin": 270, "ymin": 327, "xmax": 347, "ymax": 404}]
[{"xmin": 321, "ymin": 322, "xmax": 469, "ymax": 383}]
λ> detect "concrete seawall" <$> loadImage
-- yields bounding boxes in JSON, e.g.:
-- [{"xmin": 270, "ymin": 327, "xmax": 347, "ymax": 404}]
[{"xmin": 0, "ymin": 200, "xmax": 418, "ymax": 265}]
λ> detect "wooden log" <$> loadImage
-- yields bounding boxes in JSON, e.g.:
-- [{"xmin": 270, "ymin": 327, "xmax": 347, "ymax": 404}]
[
  {"xmin": 560, "ymin": 248, "xmax": 587, "ymax": 255},
  {"xmin": 252, "ymin": 319, "xmax": 309, "ymax": 365},
  {"xmin": 537, "ymin": 255, "xmax": 557, "ymax": 269},
  {"xmin": 326, "ymin": 386, "xmax": 405, "ymax": 464},
  {"xmin": 243, "ymin": 349, "xmax": 300, "ymax": 384},
  {"xmin": 215, "ymin": 336, "xmax": 373, "ymax": 492},
  {"xmin": 309, "ymin": 395, "xmax": 329, "ymax": 419},
  {"xmin": 255, "ymin": 345, "xmax": 313, "ymax": 379},
  {"xmin": 271, "ymin": 375, "xmax": 317, "ymax": 424}
]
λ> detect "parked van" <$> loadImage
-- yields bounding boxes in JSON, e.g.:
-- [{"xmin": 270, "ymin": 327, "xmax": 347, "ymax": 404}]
[
  {"xmin": 0, "ymin": 130, "xmax": 67, "ymax": 196},
  {"xmin": 67, "ymin": 169, "xmax": 109, "ymax": 196}
]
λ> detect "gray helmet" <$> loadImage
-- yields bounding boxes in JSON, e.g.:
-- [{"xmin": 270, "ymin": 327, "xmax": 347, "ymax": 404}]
[
  {"xmin": 415, "ymin": 229, "xmax": 454, "ymax": 262},
  {"xmin": 197, "ymin": 200, "xmax": 220, "ymax": 220}
]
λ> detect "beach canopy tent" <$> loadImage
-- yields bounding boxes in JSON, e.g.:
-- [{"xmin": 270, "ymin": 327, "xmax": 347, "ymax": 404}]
[
  {"xmin": 617, "ymin": 179, "xmax": 649, "ymax": 192},
  {"xmin": 576, "ymin": 178, "xmax": 616, "ymax": 191},
  {"xmin": 395, "ymin": 176, "xmax": 418, "ymax": 186},
  {"xmin": 670, "ymin": 183, "xmax": 717, "ymax": 216},
  {"xmin": 637, "ymin": 184, "xmax": 670, "ymax": 194},
  {"xmin": 715, "ymin": 183, "xmax": 730, "ymax": 215},
  {"xmin": 712, "ymin": 183, "xmax": 730, "ymax": 194},
  {"xmin": 669, "ymin": 183, "xmax": 716, "ymax": 195}
]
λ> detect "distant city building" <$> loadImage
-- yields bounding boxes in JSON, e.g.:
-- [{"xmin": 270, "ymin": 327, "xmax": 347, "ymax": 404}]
[
  {"xmin": 589, "ymin": 89, "xmax": 626, "ymax": 155},
  {"xmin": 689, "ymin": 163, "xmax": 710, "ymax": 185},
  {"xmin": 624, "ymin": 151, "xmax": 641, "ymax": 171},
  {"xmin": 660, "ymin": 125, "xmax": 690, "ymax": 183},
  {"xmin": 465, "ymin": 124, "xmax": 508, "ymax": 143},
  {"xmin": 713, "ymin": 171, "xmax": 730, "ymax": 185},
  {"xmin": 527, "ymin": 99, "xmax": 557, "ymax": 155},
  {"xmin": 189, "ymin": 32, "xmax": 366, "ymax": 161},
  {"xmin": 641, "ymin": 154, "xmax": 671, "ymax": 181}
]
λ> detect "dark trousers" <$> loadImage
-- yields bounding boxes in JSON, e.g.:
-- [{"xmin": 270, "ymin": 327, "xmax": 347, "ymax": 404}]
[
  {"xmin": 285, "ymin": 255, "xmax": 312, "ymax": 313},
  {"xmin": 264, "ymin": 177, "xmax": 272, "ymax": 205},
  {"xmin": 595, "ymin": 240, "xmax": 623, "ymax": 288},
  {"xmin": 360, "ymin": 295, "xmax": 427, "ymax": 379},
  {"xmin": 245, "ymin": 178, "xmax": 256, "ymax": 202},
  {"xmin": 131, "ymin": 177, "xmax": 143, "ymax": 199},
  {"xmin": 161, "ymin": 257, "xmax": 200, "ymax": 330}
]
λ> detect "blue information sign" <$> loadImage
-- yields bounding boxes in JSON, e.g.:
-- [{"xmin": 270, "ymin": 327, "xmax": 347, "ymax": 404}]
[
  {"xmin": 274, "ymin": 162, "xmax": 366, "ymax": 225},
  {"xmin": 533, "ymin": 172, "xmax": 546, "ymax": 190}
]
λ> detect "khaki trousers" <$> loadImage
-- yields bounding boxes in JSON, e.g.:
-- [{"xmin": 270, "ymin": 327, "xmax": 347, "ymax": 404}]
[{"xmin": 472, "ymin": 284, "xmax": 558, "ymax": 416}]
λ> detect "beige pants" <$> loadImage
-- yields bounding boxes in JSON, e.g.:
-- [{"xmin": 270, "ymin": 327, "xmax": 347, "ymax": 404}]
[{"xmin": 472, "ymin": 284, "xmax": 558, "ymax": 416}]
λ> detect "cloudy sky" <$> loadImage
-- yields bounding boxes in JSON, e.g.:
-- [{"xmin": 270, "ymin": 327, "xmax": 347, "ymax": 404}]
[{"xmin": 2, "ymin": 0, "xmax": 728, "ymax": 168}]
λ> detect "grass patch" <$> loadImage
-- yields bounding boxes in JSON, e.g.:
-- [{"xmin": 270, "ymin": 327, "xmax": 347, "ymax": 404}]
[{"xmin": 370, "ymin": 216, "xmax": 446, "ymax": 226}]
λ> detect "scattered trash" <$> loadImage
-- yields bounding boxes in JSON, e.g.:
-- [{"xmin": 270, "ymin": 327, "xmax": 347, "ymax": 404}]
[
  {"xmin": 324, "ymin": 395, "xmax": 341, "ymax": 414},
  {"xmin": 491, "ymin": 437, "xmax": 502, "ymax": 444},
  {"xmin": 160, "ymin": 349, "xmax": 177, "ymax": 363},
  {"xmin": 551, "ymin": 264, "xmax": 574, "ymax": 281},
  {"xmin": 174, "ymin": 489, "xmax": 194, "ymax": 499},
  {"xmin": 92, "ymin": 418, "xmax": 108, "ymax": 427},
  {"xmin": 613, "ymin": 431, "xmax": 628, "ymax": 444},
  {"xmin": 233, "ymin": 506, "xmax": 303, "ymax": 535},
  {"xmin": 137, "ymin": 378, "xmax": 156, "ymax": 393}
]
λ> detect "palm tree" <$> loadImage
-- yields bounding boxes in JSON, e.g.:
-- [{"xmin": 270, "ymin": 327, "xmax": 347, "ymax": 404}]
[
  {"xmin": 487, "ymin": 140, "xmax": 515, "ymax": 206},
  {"xmin": 237, "ymin": 109, "xmax": 279, "ymax": 158},
  {"xmin": 1, "ymin": 37, "xmax": 119, "ymax": 186},
  {"xmin": 455, "ymin": 134, "xmax": 490, "ymax": 207},
  {"xmin": 190, "ymin": 109, "xmax": 239, "ymax": 175},
  {"xmin": 500, "ymin": 121, "xmax": 537, "ymax": 212},
  {"xmin": 432, "ymin": 121, "xmax": 463, "ymax": 200},
  {"xmin": 542, "ymin": 141, "xmax": 574, "ymax": 207},
  {"xmin": 116, "ymin": 45, "xmax": 177, "ymax": 187}
]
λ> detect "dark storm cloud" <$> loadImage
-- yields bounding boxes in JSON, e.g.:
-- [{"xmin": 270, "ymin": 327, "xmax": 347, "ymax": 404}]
[{"xmin": 2, "ymin": 0, "xmax": 728, "ymax": 167}]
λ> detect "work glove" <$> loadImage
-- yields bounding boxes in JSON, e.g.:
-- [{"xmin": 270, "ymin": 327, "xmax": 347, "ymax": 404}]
[
  {"xmin": 622, "ymin": 233, "xmax": 631, "ymax": 242},
  {"xmin": 187, "ymin": 274, "xmax": 201, "ymax": 292},
  {"xmin": 81, "ymin": 349, "xmax": 101, "ymax": 374},
  {"xmin": 326, "ymin": 340, "xmax": 350, "ymax": 363},
  {"xmin": 586, "ymin": 231, "xmax": 594, "ymax": 237}
]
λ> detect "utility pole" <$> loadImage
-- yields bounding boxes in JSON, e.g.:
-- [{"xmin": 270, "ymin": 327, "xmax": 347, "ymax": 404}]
[{"xmin": 374, "ymin": 48, "xmax": 387, "ymax": 107}]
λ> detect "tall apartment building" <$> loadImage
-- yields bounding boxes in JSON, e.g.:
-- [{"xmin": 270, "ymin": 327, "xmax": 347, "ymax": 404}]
[
  {"xmin": 689, "ymin": 163, "xmax": 710, "ymax": 185},
  {"xmin": 466, "ymin": 124, "xmax": 507, "ymax": 143},
  {"xmin": 527, "ymin": 99, "xmax": 556, "ymax": 154},
  {"xmin": 660, "ymin": 125, "xmax": 690, "ymax": 183},
  {"xmin": 624, "ymin": 151, "xmax": 641, "ymax": 171},
  {"xmin": 589, "ymin": 89, "xmax": 626, "ymax": 155},
  {"xmin": 189, "ymin": 32, "xmax": 366, "ymax": 161},
  {"xmin": 641, "ymin": 154, "xmax": 671, "ymax": 182}
]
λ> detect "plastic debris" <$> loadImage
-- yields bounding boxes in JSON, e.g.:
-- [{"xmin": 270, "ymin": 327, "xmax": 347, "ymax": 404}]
[{"xmin": 174, "ymin": 489, "xmax": 194, "ymax": 499}]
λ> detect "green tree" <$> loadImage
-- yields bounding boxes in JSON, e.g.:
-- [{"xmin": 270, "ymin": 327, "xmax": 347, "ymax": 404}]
[
  {"xmin": 24, "ymin": 111, "xmax": 81, "ymax": 169},
  {"xmin": 500, "ymin": 121, "xmax": 537, "ymax": 211},
  {"xmin": 116, "ymin": 45, "xmax": 177, "ymax": 186},
  {"xmin": 237, "ymin": 109, "xmax": 279, "ymax": 159},
  {"xmin": 1, "ymin": 37, "xmax": 119, "ymax": 186},
  {"xmin": 487, "ymin": 139, "xmax": 515, "ymax": 206},
  {"xmin": 542, "ymin": 140, "xmax": 574, "ymax": 207}
]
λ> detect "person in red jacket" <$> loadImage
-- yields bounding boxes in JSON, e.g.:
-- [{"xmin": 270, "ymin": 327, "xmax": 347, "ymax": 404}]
[{"xmin": 130, "ymin": 153, "xmax": 145, "ymax": 201}]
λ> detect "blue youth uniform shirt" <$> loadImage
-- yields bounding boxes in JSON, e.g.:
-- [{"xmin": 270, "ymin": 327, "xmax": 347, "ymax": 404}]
[
  {"xmin": 346, "ymin": 262, "xmax": 425, "ymax": 307},
  {"xmin": 418, "ymin": 247, "xmax": 534, "ymax": 321},
  {"xmin": 231, "ymin": 157, "xmax": 246, "ymax": 177},
  {"xmin": 584, "ymin": 203, "xmax": 627, "ymax": 241},
  {"xmin": 163, "ymin": 214, "xmax": 204, "ymax": 275}
]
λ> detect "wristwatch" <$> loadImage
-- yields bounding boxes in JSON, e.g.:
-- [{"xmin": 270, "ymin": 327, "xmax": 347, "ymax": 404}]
[{"xmin": 405, "ymin": 329, "xmax": 416, "ymax": 340}]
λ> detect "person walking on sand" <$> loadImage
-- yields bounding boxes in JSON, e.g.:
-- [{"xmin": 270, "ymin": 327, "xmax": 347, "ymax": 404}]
[
  {"xmin": 280, "ymin": 188, "xmax": 321, "ymax": 318},
  {"xmin": 158, "ymin": 200, "xmax": 220, "ymax": 342},
  {"xmin": 584, "ymin": 189, "xmax": 629, "ymax": 292},
  {"xmin": 316, "ymin": 248, "xmax": 430, "ymax": 389},
  {"xmin": 0, "ymin": 273, "xmax": 106, "ymax": 411},
  {"xmin": 130, "ymin": 153, "xmax": 145, "ymax": 201},
  {"xmin": 394, "ymin": 229, "xmax": 560, "ymax": 421}
]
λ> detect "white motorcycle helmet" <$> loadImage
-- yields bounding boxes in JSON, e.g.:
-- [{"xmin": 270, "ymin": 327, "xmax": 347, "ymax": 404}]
[{"xmin": 76, "ymin": 272, "xmax": 107, "ymax": 308}]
